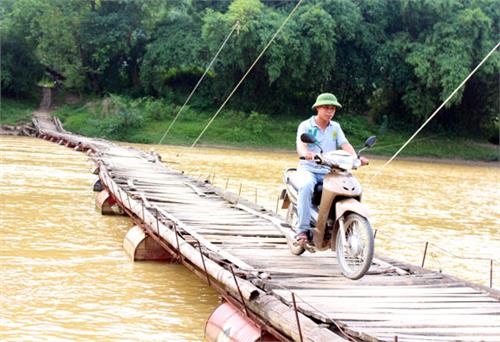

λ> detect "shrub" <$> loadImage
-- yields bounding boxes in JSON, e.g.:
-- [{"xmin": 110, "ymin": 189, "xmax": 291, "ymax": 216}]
[
  {"xmin": 246, "ymin": 111, "xmax": 268, "ymax": 135},
  {"xmin": 98, "ymin": 94, "xmax": 144, "ymax": 139},
  {"xmin": 143, "ymin": 97, "xmax": 175, "ymax": 121},
  {"xmin": 481, "ymin": 114, "xmax": 499, "ymax": 145}
]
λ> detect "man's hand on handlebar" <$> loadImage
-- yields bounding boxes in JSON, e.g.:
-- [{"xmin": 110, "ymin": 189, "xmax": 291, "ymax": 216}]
[
  {"xmin": 360, "ymin": 156, "xmax": 369, "ymax": 166},
  {"xmin": 300, "ymin": 152, "xmax": 316, "ymax": 160}
]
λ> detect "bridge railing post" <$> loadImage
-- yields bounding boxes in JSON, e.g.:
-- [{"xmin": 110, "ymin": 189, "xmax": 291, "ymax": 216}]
[
  {"xmin": 116, "ymin": 181, "xmax": 122, "ymax": 203},
  {"xmin": 421, "ymin": 241, "xmax": 429, "ymax": 268},
  {"xmin": 291, "ymin": 292, "xmax": 304, "ymax": 342},
  {"xmin": 141, "ymin": 201, "xmax": 145, "ymax": 222},
  {"xmin": 230, "ymin": 266, "xmax": 249, "ymax": 317},
  {"xmin": 155, "ymin": 208, "xmax": 160, "ymax": 234},
  {"xmin": 197, "ymin": 241, "xmax": 211, "ymax": 287},
  {"xmin": 172, "ymin": 223, "xmax": 183, "ymax": 263},
  {"xmin": 490, "ymin": 259, "xmax": 493, "ymax": 288}
]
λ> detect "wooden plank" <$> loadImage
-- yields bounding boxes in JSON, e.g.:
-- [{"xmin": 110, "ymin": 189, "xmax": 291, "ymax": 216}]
[
  {"xmin": 353, "ymin": 327, "xmax": 500, "ymax": 335},
  {"xmin": 306, "ymin": 311, "xmax": 500, "ymax": 322},
  {"xmin": 314, "ymin": 306, "xmax": 500, "ymax": 315},
  {"xmin": 267, "ymin": 277, "xmax": 458, "ymax": 287},
  {"xmin": 153, "ymin": 206, "xmax": 255, "ymax": 272},
  {"xmin": 371, "ymin": 333, "xmax": 500, "ymax": 342},
  {"xmin": 270, "ymin": 295, "xmax": 498, "ymax": 304},
  {"xmin": 299, "ymin": 300, "xmax": 500, "ymax": 310},
  {"xmin": 273, "ymin": 287, "xmax": 485, "ymax": 297},
  {"xmin": 345, "ymin": 319, "xmax": 500, "ymax": 328}
]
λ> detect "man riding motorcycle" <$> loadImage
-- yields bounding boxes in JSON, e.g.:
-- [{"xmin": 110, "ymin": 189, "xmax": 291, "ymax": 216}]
[{"xmin": 294, "ymin": 92, "xmax": 368, "ymax": 245}]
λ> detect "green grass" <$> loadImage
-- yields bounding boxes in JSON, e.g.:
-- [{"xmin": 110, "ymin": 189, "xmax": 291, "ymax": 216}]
[
  {"xmin": 0, "ymin": 97, "xmax": 38, "ymax": 125},
  {"xmin": 367, "ymin": 131, "xmax": 499, "ymax": 161},
  {"xmin": 4, "ymin": 96, "xmax": 498, "ymax": 161}
]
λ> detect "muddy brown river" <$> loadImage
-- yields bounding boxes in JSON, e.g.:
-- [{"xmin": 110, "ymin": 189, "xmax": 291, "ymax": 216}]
[{"xmin": 1, "ymin": 136, "xmax": 499, "ymax": 340}]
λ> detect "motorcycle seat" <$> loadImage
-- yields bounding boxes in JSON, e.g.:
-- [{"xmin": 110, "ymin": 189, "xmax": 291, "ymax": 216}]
[{"xmin": 312, "ymin": 182, "xmax": 323, "ymax": 206}]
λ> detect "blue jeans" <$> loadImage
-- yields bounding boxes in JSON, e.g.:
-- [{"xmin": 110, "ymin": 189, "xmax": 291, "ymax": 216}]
[{"xmin": 291, "ymin": 169, "xmax": 325, "ymax": 235}]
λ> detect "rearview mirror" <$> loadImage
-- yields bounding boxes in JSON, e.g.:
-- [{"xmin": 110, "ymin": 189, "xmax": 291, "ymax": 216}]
[
  {"xmin": 300, "ymin": 133, "xmax": 316, "ymax": 144},
  {"xmin": 300, "ymin": 133, "xmax": 323, "ymax": 153},
  {"xmin": 364, "ymin": 136, "xmax": 377, "ymax": 148}
]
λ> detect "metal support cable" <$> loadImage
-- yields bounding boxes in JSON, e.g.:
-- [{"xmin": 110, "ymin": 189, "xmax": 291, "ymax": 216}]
[
  {"xmin": 190, "ymin": 0, "xmax": 305, "ymax": 148},
  {"xmin": 429, "ymin": 242, "xmax": 499, "ymax": 263},
  {"xmin": 158, "ymin": 21, "xmax": 240, "ymax": 145},
  {"xmin": 375, "ymin": 229, "xmax": 499, "ymax": 264},
  {"xmin": 372, "ymin": 42, "xmax": 500, "ymax": 178}
]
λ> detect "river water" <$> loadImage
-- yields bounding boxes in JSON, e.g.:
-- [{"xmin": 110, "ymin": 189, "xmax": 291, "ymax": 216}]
[
  {"xmin": 0, "ymin": 137, "xmax": 218, "ymax": 341},
  {"xmin": 1, "ymin": 136, "xmax": 499, "ymax": 340}
]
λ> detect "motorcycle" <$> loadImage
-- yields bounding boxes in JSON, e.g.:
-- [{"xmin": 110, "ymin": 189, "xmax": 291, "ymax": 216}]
[{"xmin": 280, "ymin": 133, "xmax": 377, "ymax": 279}]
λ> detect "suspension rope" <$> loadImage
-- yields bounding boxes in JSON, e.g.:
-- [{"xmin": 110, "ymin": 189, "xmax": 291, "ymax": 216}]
[
  {"xmin": 372, "ymin": 42, "xmax": 499, "ymax": 178},
  {"xmin": 190, "ymin": 0, "xmax": 305, "ymax": 148},
  {"xmin": 157, "ymin": 21, "xmax": 240, "ymax": 145}
]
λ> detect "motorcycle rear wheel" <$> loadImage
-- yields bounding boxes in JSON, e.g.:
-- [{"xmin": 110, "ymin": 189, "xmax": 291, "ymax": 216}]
[
  {"xmin": 336, "ymin": 213, "xmax": 374, "ymax": 280},
  {"xmin": 286, "ymin": 205, "xmax": 305, "ymax": 256}
]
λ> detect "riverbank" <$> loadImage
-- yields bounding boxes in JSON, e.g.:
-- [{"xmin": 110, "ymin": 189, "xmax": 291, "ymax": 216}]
[{"xmin": 2, "ymin": 96, "xmax": 498, "ymax": 162}]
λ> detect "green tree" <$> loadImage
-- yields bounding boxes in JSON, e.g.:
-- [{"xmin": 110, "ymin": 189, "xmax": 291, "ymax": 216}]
[
  {"xmin": 79, "ymin": 1, "xmax": 149, "ymax": 93},
  {"xmin": 1, "ymin": 0, "xmax": 47, "ymax": 96},
  {"xmin": 201, "ymin": 0, "xmax": 270, "ymax": 107},
  {"xmin": 141, "ymin": 1, "xmax": 204, "ymax": 97}
]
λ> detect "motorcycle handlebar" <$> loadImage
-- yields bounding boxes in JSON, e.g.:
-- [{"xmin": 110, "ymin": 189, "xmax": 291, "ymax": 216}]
[
  {"xmin": 300, "ymin": 154, "xmax": 367, "ymax": 168},
  {"xmin": 298, "ymin": 155, "xmax": 323, "ymax": 163},
  {"xmin": 298, "ymin": 155, "xmax": 323, "ymax": 162}
]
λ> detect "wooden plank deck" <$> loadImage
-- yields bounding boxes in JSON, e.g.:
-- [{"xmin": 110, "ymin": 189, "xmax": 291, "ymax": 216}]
[{"xmin": 33, "ymin": 112, "xmax": 500, "ymax": 342}]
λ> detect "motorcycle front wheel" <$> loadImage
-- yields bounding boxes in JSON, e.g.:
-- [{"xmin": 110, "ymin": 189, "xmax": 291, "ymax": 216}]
[{"xmin": 336, "ymin": 213, "xmax": 374, "ymax": 280}]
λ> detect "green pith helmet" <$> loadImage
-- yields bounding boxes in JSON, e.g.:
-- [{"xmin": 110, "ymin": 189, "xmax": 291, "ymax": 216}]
[{"xmin": 312, "ymin": 92, "xmax": 342, "ymax": 109}]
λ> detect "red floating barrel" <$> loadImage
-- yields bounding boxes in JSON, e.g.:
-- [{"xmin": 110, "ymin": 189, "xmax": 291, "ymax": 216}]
[
  {"xmin": 205, "ymin": 302, "xmax": 267, "ymax": 342},
  {"xmin": 95, "ymin": 189, "xmax": 124, "ymax": 215}
]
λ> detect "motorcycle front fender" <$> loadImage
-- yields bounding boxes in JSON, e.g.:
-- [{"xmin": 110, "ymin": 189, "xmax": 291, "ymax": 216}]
[{"xmin": 335, "ymin": 198, "xmax": 369, "ymax": 221}]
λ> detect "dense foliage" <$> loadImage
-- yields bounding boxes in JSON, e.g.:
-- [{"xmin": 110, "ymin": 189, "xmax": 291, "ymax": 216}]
[{"xmin": 1, "ymin": 0, "xmax": 498, "ymax": 141}]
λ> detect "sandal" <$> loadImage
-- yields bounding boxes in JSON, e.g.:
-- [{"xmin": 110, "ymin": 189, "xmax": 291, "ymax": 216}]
[{"xmin": 294, "ymin": 232, "xmax": 308, "ymax": 246}]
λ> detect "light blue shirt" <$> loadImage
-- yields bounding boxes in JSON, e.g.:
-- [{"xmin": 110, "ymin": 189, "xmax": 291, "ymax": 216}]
[{"xmin": 296, "ymin": 116, "xmax": 349, "ymax": 173}]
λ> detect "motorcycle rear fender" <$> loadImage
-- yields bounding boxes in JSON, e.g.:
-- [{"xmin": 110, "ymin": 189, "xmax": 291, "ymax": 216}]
[
  {"xmin": 281, "ymin": 168, "xmax": 298, "ymax": 210},
  {"xmin": 280, "ymin": 189, "xmax": 290, "ymax": 209},
  {"xmin": 335, "ymin": 198, "xmax": 369, "ymax": 221}
]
